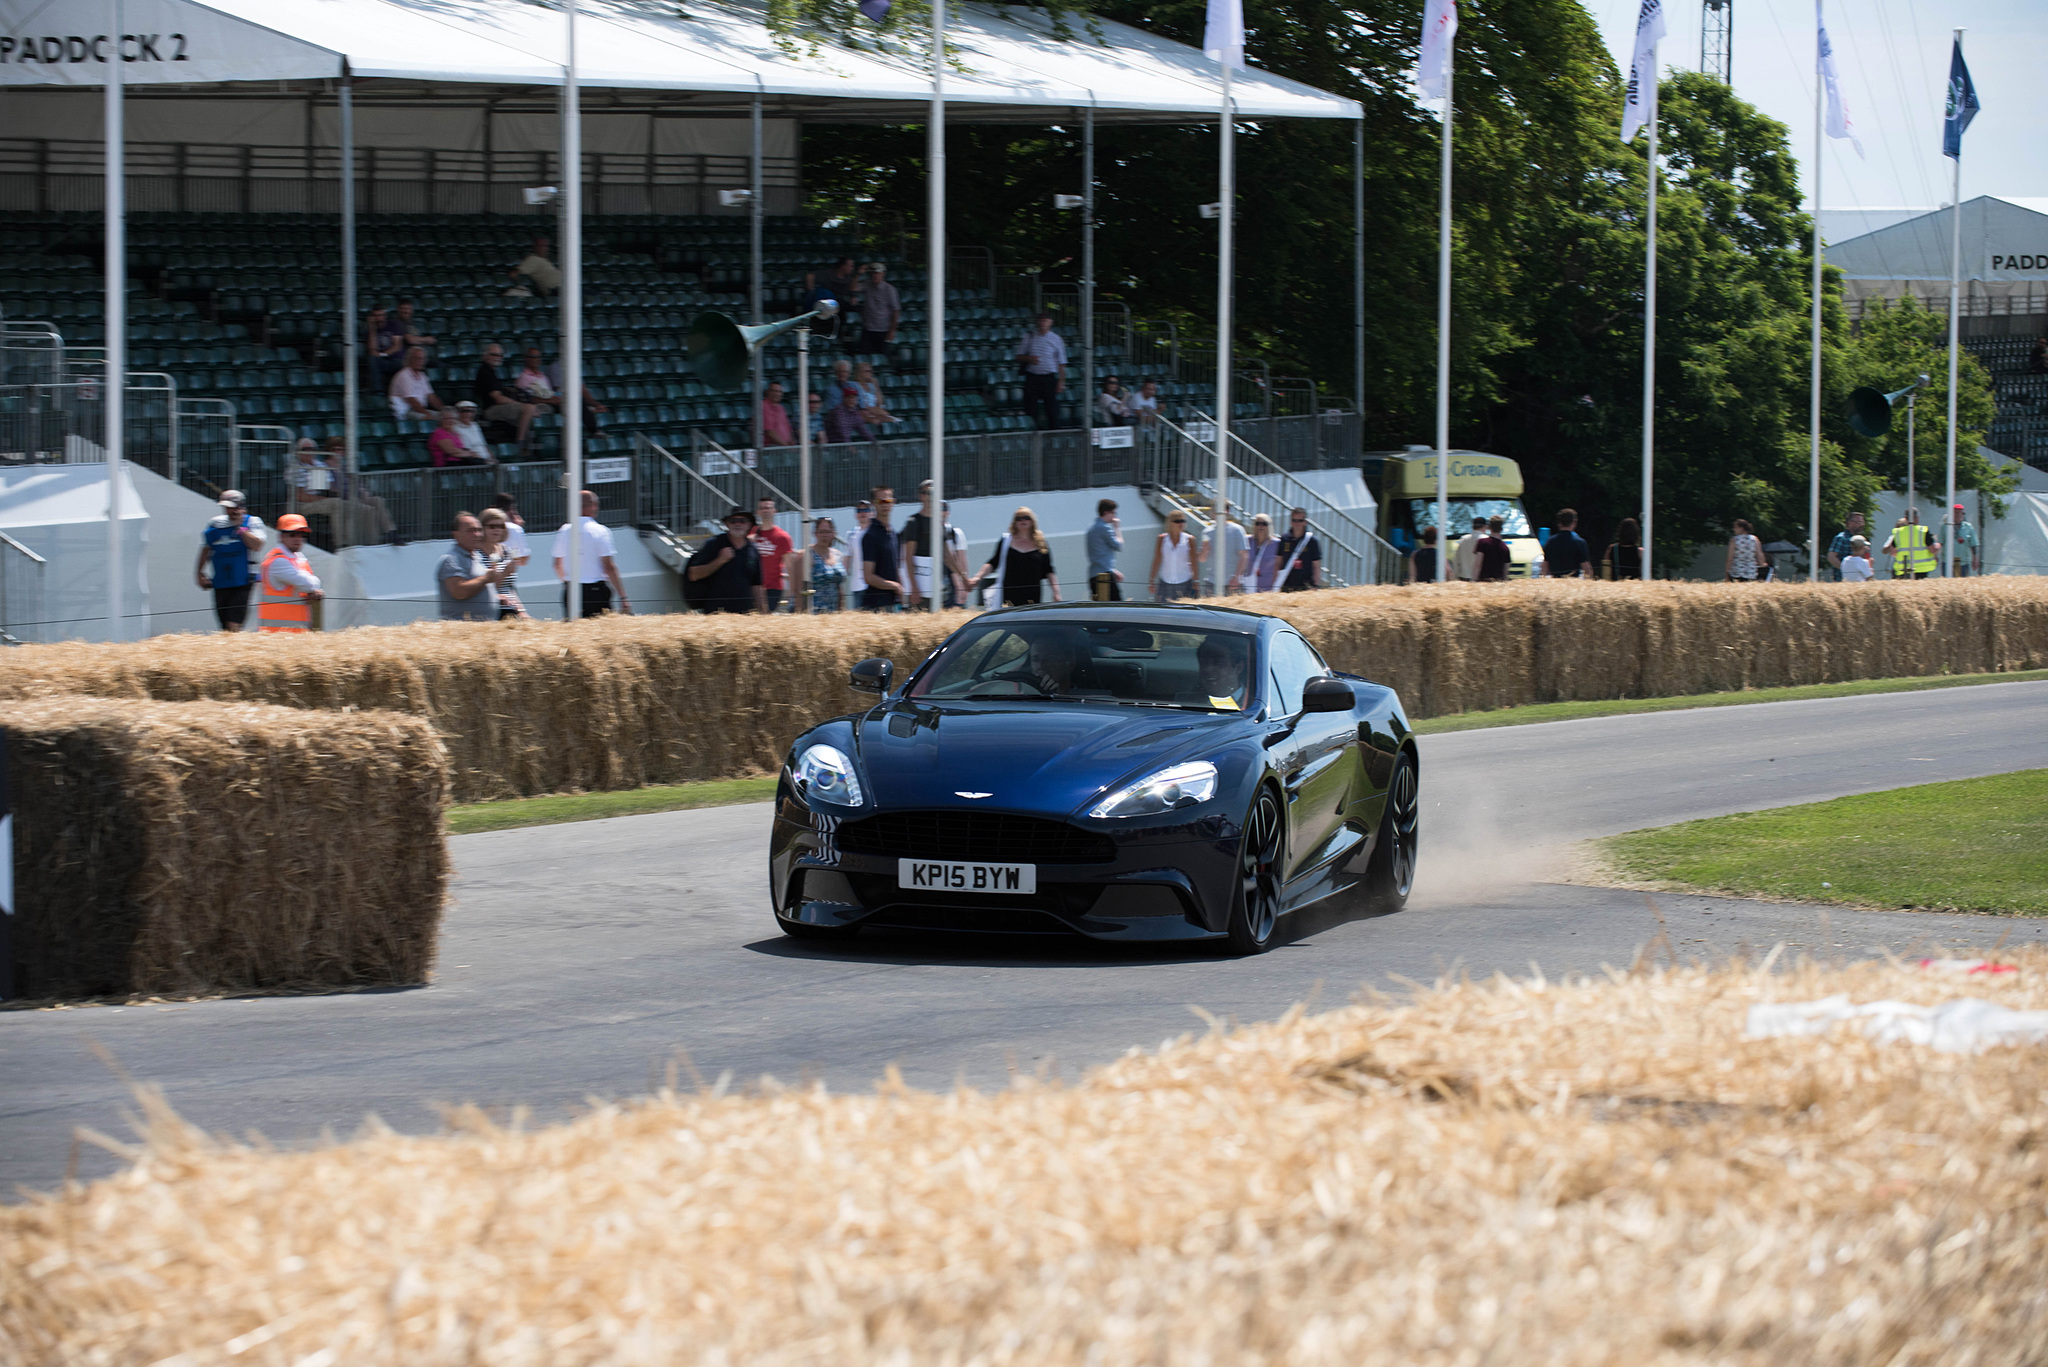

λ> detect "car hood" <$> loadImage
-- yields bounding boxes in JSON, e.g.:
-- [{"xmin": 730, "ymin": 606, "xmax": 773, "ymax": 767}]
[{"xmin": 852, "ymin": 699, "xmax": 1236, "ymax": 815}]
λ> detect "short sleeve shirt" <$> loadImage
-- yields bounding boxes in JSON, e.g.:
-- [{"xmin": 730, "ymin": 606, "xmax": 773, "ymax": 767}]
[
  {"xmin": 861, "ymin": 520, "xmax": 901, "ymax": 585},
  {"xmin": 436, "ymin": 544, "xmax": 498, "ymax": 621},
  {"xmin": 554, "ymin": 518, "xmax": 618, "ymax": 583},
  {"xmin": 1016, "ymin": 330, "xmax": 1068, "ymax": 374},
  {"xmin": 685, "ymin": 535, "xmax": 762, "ymax": 610},
  {"xmin": 203, "ymin": 514, "xmax": 266, "ymax": 588},
  {"xmin": 1278, "ymin": 532, "xmax": 1322, "ymax": 588},
  {"xmin": 751, "ymin": 524, "xmax": 794, "ymax": 590},
  {"xmin": 1543, "ymin": 529, "xmax": 1588, "ymax": 577}
]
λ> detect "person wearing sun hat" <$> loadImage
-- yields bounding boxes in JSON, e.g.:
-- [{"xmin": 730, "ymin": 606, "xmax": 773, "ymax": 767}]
[
  {"xmin": 196, "ymin": 489, "xmax": 266, "ymax": 632},
  {"xmin": 256, "ymin": 514, "xmax": 324, "ymax": 633}
]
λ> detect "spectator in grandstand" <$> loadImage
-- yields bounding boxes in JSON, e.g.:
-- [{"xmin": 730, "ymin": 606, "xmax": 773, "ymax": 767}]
[
  {"xmin": 860, "ymin": 488, "xmax": 903, "ymax": 611},
  {"xmin": 389, "ymin": 346, "xmax": 442, "ymax": 423},
  {"xmin": 752, "ymin": 496, "xmax": 795, "ymax": 612},
  {"xmin": 1476, "ymin": 516, "xmax": 1513, "ymax": 582},
  {"xmin": 1542, "ymin": 507, "xmax": 1590, "ymax": 578},
  {"xmin": 1149, "ymin": 512, "xmax": 1199, "ymax": 602},
  {"xmin": 196, "ymin": 489, "xmax": 266, "ymax": 632},
  {"xmin": 759, "ymin": 381, "xmax": 795, "ymax": 447},
  {"xmin": 1242, "ymin": 513, "xmax": 1280, "ymax": 592},
  {"xmin": 366, "ymin": 306, "xmax": 406, "ymax": 383},
  {"xmin": 806, "ymin": 390, "xmax": 826, "ymax": 442},
  {"xmin": 474, "ymin": 343, "xmax": 545, "ymax": 450},
  {"xmin": 429, "ymin": 407, "xmax": 492, "ymax": 467},
  {"xmin": 1726, "ymin": 517, "xmax": 1768, "ymax": 583},
  {"xmin": 1406, "ymin": 526, "xmax": 1440, "ymax": 585},
  {"xmin": 451, "ymin": 402, "xmax": 499, "ymax": 464},
  {"xmin": 437, "ymin": 512, "xmax": 506, "ymax": 622},
  {"xmin": 1451, "ymin": 515, "xmax": 1487, "ymax": 581},
  {"xmin": 1603, "ymin": 517, "xmax": 1643, "ymax": 580},
  {"xmin": 1015, "ymin": 313, "xmax": 1069, "ymax": 429},
  {"xmin": 1827, "ymin": 510, "xmax": 1867, "ymax": 580},
  {"xmin": 852, "ymin": 361, "xmax": 896, "ymax": 429},
  {"xmin": 803, "ymin": 516, "xmax": 847, "ymax": 613},
  {"xmin": 1128, "ymin": 379, "xmax": 1161, "ymax": 428},
  {"xmin": 975, "ymin": 507, "xmax": 1062, "ymax": 607},
  {"xmin": 555, "ymin": 489, "xmax": 632, "ymax": 617},
  {"xmin": 479, "ymin": 508, "xmax": 529, "ymax": 619},
  {"xmin": 318, "ymin": 435, "xmax": 403, "ymax": 545},
  {"xmin": 1203, "ymin": 502, "xmax": 1247, "ymax": 595},
  {"xmin": 1277, "ymin": 509, "xmax": 1324, "ymax": 592},
  {"xmin": 1950, "ymin": 503, "xmax": 1981, "ymax": 577},
  {"xmin": 514, "ymin": 347, "xmax": 560, "ymax": 406},
  {"xmin": 2031, "ymin": 336, "xmax": 2048, "ymax": 375},
  {"xmin": 1095, "ymin": 375, "xmax": 1131, "ymax": 426},
  {"xmin": 393, "ymin": 298, "xmax": 437, "ymax": 352},
  {"xmin": 1086, "ymin": 498, "xmax": 1124, "ymax": 601},
  {"xmin": 292, "ymin": 437, "xmax": 396, "ymax": 546},
  {"xmin": 544, "ymin": 355, "xmax": 610, "ymax": 428},
  {"xmin": 685, "ymin": 507, "xmax": 766, "ymax": 614},
  {"xmin": 507, "ymin": 236, "xmax": 562, "ymax": 298},
  {"xmin": 856, "ymin": 262, "xmax": 901, "ymax": 353},
  {"xmin": 823, "ymin": 383, "xmax": 871, "ymax": 444}
]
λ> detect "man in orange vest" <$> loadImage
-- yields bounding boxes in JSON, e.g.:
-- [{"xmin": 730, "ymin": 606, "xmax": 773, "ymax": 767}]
[{"xmin": 257, "ymin": 513, "xmax": 324, "ymax": 633}]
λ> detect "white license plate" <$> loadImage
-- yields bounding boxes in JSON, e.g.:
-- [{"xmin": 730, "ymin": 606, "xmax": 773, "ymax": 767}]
[{"xmin": 898, "ymin": 859, "xmax": 1037, "ymax": 895}]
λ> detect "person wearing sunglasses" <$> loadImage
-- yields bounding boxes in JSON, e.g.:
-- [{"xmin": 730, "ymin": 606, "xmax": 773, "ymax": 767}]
[
  {"xmin": 859, "ymin": 488, "xmax": 904, "ymax": 611},
  {"xmin": 1150, "ymin": 512, "xmax": 1199, "ymax": 601},
  {"xmin": 973, "ymin": 507, "xmax": 1062, "ymax": 607}
]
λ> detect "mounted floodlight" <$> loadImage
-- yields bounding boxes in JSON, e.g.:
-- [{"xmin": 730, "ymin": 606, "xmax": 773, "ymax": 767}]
[
  {"xmin": 1845, "ymin": 373, "xmax": 1931, "ymax": 438},
  {"xmin": 685, "ymin": 301, "xmax": 839, "ymax": 391},
  {"xmin": 718, "ymin": 189, "xmax": 755, "ymax": 207},
  {"xmin": 1053, "ymin": 194, "xmax": 1084, "ymax": 209},
  {"xmin": 522, "ymin": 186, "xmax": 559, "ymax": 206},
  {"xmin": 1198, "ymin": 202, "xmax": 1223, "ymax": 219}
]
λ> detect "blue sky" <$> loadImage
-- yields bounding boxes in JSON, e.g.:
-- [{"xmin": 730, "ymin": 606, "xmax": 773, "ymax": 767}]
[{"xmin": 1583, "ymin": 0, "xmax": 2044, "ymax": 210}]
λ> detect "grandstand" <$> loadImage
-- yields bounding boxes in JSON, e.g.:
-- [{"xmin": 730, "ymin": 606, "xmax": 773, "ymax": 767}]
[{"xmin": 1965, "ymin": 335, "xmax": 2048, "ymax": 475}]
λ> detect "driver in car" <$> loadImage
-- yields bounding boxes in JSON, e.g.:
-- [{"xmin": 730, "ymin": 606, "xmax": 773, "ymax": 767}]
[
  {"xmin": 1196, "ymin": 636, "xmax": 1251, "ymax": 710},
  {"xmin": 1019, "ymin": 633, "xmax": 1085, "ymax": 695}
]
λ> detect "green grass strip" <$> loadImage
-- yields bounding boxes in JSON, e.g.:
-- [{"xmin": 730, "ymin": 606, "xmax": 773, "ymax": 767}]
[
  {"xmin": 1411, "ymin": 669, "xmax": 2048, "ymax": 735},
  {"xmin": 448, "ymin": 777, "xmax": 779, "ymax": 835},
  {"xmin": 1599, "ymin": 769, "xmax": 2048, "ymax": 916}
]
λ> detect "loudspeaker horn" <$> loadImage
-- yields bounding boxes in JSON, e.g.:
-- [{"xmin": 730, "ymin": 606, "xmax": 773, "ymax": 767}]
[
  {"xmin": 685, "ymin": 302, "xmax": 838, "ymax": 391},
  {"xmin": 1845, "ymin": 382, "xmax": 1923, "ymax": 439}
]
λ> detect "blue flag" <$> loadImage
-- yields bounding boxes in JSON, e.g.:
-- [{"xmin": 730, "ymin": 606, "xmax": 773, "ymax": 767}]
[{"xmin": 1942, "ymin": 40, "xmax": 1979, "ymax": 160}]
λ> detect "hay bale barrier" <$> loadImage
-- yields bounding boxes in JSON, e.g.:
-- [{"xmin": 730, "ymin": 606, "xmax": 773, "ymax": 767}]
[
  {"xmin": 5, "ymin": 952, "xmax": 2046, "ymax": 1362},
  {"xmin": 3, "ymin": 698, "xmax": 449, "ymax": 1001},
  {"xmin": 0, "ymin": 581, "xmax": 2041, "ymax": 802}
]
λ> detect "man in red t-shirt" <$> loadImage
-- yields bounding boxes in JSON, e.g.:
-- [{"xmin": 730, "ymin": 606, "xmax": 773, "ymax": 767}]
[
  {"xmin": 1475, "ymin": 515, "xmax": 1513, "ymax": 582},
  {"xmin": 751, "ymin": 496, "xmax": 796, "ymax": 611}
]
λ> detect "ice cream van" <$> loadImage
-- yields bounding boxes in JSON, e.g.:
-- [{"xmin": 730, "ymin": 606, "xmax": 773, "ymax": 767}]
[{"xmin": 1374, "ymin": 449, "xmax": 1541, "ymax": 578}]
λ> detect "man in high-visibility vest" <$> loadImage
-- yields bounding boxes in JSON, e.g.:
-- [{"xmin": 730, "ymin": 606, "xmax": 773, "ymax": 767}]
[
  {"xmin": 257, "ymin": 513, "xmax": 324, "ymax": 632},
  {"xmin": 1883, "ymin": 509, "xmax": 1940, "ymax": 581}
]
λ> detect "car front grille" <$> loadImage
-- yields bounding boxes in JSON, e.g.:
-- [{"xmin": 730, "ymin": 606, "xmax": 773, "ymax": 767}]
[{"xmin": 836, "ymin": 810, "xmax": 1117, "ymax": 865}]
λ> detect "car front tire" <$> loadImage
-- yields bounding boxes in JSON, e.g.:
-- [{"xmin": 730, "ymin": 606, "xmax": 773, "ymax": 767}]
[{"xmin": 1224, "ymin": 785, "xmax": 1285, "ymax": 955}]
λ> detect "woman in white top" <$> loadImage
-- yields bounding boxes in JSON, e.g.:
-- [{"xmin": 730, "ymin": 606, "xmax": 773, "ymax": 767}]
[
  {"xmin": 1725, "ymin": 518, "xmax": 1766, "ymax": 583},
  {"xmin": 1150, "ymin": 512, "xmax": 1199, "ymax": 601}
]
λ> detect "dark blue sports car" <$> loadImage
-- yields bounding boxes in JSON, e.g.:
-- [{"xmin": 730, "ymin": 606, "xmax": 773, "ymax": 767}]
[{"xmin": 768, "ymin": 602, "xmax": 1419, "ymax": 953}]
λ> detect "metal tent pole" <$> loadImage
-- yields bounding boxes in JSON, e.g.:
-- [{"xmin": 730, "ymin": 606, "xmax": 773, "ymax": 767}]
[
  {"xmin": 341, "ymin": 71, "xmax": 359, "ymax": 544},
  {"xmin": 563, "ymin": 0, "xmax": 583, "ymax": 620},
  {"xmin": 927, "ymin": 0, "xmax": 945, "ymax": 612},
  {"xmin": 750, "ymin": 90, "xmax": 764, "ymax": 454},
  {"xmin": 1081, "ymin": 103, "xmax": 1095, "ymax": 440},
  {"xmin": 1212, "ymin": 64, "xmax": 1232, "ymax": 599},
  {"xmin": 1433, "ymin": 47, "xmax": 1452, "ymax": 581},
  {"xmin": 105, "ymin": 0, "xmax": 125, "ymax": 640},
  {"xmin": 1354, "ymin": 118, "xmax": 1365, "ymax": 438}
]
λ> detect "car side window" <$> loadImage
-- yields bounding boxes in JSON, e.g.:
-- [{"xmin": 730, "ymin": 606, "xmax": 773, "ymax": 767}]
[{"xmin": 1267, "ymin": 632, "xmax": 1318, "ymax": 716}]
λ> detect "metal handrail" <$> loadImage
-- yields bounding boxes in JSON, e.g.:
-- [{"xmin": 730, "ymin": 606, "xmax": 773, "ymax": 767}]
[
  {"xmin": 0, "ymin": 531, "xmax": 47, "ymax": 565},
  {"xmin": 1188, "ymin": 408, "xmax": 1398, "ymax": 556},
  {"xmin": 696, "ymin": 434, "xmax": 801, "ymax": 512},
  {"xmin": 645, "ymin": 437, "xmax": 743, "ymax": 512}
]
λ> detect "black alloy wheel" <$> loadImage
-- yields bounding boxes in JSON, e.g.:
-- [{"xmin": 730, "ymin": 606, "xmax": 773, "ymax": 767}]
[
  {"xmin": 1225, "ymin": 786, "xmax": 1285, "ymax": 954},
  {"xmin": 1362, "ymin": 751, "xmax": 1419, "ymax": 915}
]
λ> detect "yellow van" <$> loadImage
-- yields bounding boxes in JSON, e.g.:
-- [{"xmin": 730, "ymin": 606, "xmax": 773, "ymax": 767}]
[{"xmin": 1375, "ymin": 450, "xmax": 1541, "ymax": 578}]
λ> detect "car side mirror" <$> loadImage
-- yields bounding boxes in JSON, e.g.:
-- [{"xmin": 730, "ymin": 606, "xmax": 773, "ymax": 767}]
[
  {"xmin": 849, "ymin": 658, "xmax": 894, "ymax": 694},
  {"xmin": 1302, "ymin": 677, "xmax": 1352, "ymax": 713}
]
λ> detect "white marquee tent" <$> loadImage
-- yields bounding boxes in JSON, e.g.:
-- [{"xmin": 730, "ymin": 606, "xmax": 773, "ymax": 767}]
[{"xmin": 1826, "ymin": 196, "xmax": 2048, "ymax": 316}]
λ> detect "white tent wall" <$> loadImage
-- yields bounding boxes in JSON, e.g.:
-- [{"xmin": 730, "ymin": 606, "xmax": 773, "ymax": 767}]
[
  {"xmin": 1829, "ymin": 196, "xmax": 2048, "ymax": 327},
  {"xmin": 0, "ymin": 465, "xmax": 148, "ymax": 643}
]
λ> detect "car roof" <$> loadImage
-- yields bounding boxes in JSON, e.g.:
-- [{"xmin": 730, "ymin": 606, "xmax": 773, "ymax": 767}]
[{"xmin": 970, "ymin": 601, "xmax": 1277, "ymax": 634}]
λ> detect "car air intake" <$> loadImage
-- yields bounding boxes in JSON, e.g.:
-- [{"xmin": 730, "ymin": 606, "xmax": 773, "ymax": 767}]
[{"xmin": 836, "ymin": 811, "xmax": 1117, "ymax": 864}]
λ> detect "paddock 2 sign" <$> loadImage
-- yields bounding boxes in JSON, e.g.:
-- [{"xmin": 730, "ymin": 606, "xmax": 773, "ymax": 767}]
[{"xmin": 0, "ymin": 1, "xmax": 337, "ymax": 86}]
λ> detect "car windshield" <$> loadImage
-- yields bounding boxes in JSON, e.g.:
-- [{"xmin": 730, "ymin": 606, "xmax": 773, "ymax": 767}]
[
  {"xmin": 1407, "ymin": 497, "xmax": 1532, "ymax": 537},
  {"xmin": 909, "ymin": 623, "xmax": 1259, "ymax": 711}
]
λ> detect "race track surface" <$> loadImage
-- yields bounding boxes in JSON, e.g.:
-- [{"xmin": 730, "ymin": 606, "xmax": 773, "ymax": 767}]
[{"xmin": 5, "ymin": 680, "xmax": 2046, "ymax": 1195}]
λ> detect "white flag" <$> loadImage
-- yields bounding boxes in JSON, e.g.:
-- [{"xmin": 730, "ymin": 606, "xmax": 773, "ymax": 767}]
[
  {"xmin": 1204, "ymin": 0, "xmax": 1244, "ymax": 69},
  {"xmin": 1817, "ymin": 0, "xmax": 1865, "ymax": 158},
  {"xmin": 1619, "ymin": 0, "xmax": 1666, "ymax": 143},
  {"xmin": 1417, "ymin": 0, "xmax": 1457, "ymax": 101}
]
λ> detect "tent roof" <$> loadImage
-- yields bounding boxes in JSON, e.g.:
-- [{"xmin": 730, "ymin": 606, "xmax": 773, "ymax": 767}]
[
  {"xmin": 0, "ymin": 0, "xmax": 1362, "ymax": 124},
  {"xmin": 1826, "ymin": 196, "xmax": 2048, "ymax": 282}
]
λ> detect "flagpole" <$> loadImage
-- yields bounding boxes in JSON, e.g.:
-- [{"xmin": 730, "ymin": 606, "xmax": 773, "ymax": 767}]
[
  {"xmin": 928, "ymin": 0, "xmax": 946, "ymax": 611},
  {"xmin": 1807, "ymin": 29, "xmax": 1824, "ymax": 582},
  {"xmin": 1213, "ymin": 62, "xmax": 1232, "ymax": 599},
  {"xmin": 106, "ymin": 0, "xmax": 125, "ymax": 640},
  {"xmin": 1640, "ymin": 68, "xmax": 1658, "ymax": 581},
  {"xmin": 562, "ymin": 0, "xmax": 583, "ymax": 621},
  {"xmin": 1943, "ymin": 27, "xmax": 1964, "ymax": 579},
  {"xmin": 1434, "ymin": 43, "xmax": 1452, "ymax": 582}
]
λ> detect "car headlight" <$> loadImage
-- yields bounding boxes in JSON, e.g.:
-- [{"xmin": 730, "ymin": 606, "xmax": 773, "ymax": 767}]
[
  {"xmin": 794, "ymin": 744, "xmax": 864, "ymax": 806},
  {"xmin": 1087, "ymin": 760, "xmax": 1218, "ymax": 819}
]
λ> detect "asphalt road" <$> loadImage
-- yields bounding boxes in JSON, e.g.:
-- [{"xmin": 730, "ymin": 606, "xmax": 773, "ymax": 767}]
[{"xmin": 4, "ymin": 680, "xmax": 2045, "ymax": 1196}]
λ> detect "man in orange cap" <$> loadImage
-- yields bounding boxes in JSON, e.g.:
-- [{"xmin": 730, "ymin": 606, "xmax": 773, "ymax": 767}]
[{"xmin": 257, "ymin": 514, "xmax": 324, "ymax": 632}]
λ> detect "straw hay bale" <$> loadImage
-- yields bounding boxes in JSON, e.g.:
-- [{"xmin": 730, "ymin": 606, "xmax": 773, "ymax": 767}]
[
  {"xmin": 0, "ymin": 581, "xmax": 2041, "ymax": 802},
  {"xmin": 6, "ymin": 951, "xmax": 2046, "ymax": 1363},
  {"xmin": 3, "ymin": 697, "xmax": 448, "ymax": 1000}
]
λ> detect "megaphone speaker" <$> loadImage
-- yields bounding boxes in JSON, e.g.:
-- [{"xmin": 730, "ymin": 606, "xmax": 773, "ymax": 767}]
[
  {"xmin": 685, "ymin": 307, "xmax": 838, "ymax": 391},
  {"xmin": 1846, "ymin": 386, "xmax": 1894, "ymax": 439}
]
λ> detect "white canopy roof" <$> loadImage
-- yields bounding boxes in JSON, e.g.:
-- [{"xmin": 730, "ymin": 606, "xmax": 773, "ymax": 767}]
[
  {"xmin": 0, "ymin": 0, "xmax": 1362, "ymax": 123},
  {"xmin": 1827, "ymin": 197, "xmax": 2048, "ymax": 283}
]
